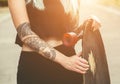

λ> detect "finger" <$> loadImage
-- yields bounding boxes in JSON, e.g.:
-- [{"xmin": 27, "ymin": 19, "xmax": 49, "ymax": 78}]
[
  {"xmin": 76, "ymin": 60, "xmax": 89, "ymax": 68},
  {"xmin": 73, "ymin": 67, "xmax": 86, "ymax": 74},
  {"xmin": 76, "ymin": 64, "xmax": 89, "ymax": 71},
  {"xmin": 79, "ymin": 57, "xmax": 89, "ymax": 64}
]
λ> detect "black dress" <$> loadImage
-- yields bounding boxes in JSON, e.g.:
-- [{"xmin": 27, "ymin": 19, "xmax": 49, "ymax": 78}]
[{"xmin": 16, "ymin": 1, "xmax": 83, "ymax": 84}]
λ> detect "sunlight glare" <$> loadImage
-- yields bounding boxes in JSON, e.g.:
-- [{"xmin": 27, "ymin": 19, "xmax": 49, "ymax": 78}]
[{"xmin": 81, "ymin": 0, "xmax": 98, "ymax": 5}]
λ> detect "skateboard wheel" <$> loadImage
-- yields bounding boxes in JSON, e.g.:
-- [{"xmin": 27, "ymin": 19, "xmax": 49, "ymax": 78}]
[{"xmin": 62, "ymin": 32, "xmax": 78, "ymax": 47}]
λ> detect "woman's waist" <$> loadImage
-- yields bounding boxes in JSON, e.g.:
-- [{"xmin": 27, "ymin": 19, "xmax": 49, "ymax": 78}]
[{"xmin": 22, "ymin": 38, "xmax": 63, "ymax": 52}]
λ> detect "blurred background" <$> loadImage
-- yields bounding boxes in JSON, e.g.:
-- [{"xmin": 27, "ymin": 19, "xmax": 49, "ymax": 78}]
[{"xmin": 0, "ymin": 0, "xmax": 120, "ymax": 84}]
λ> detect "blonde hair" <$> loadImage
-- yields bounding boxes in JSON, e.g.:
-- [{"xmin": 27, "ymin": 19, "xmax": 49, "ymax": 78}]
[
  {"xmin": 60, "ymin": 0, "xmax": 80, "ymax": 28},
  {"xmin": 26, "ymin": 0, "xmax": 80, "ymax": 28}
]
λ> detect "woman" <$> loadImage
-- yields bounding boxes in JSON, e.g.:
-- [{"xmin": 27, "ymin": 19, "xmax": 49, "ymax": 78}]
[{"xmin": 8, "ymin": 0, "xmax": 90, "ymax": 84}]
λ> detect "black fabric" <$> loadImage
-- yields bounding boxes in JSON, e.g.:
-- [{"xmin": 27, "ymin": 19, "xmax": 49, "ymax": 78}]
[
  {"xmin": 15, "ymin": 34, "xmax": 23, "ymax": 47},
  {"xmin": 15, "ymin": 1, "xmax": 76, "ymax": 47},
  {"xmin": 17, "ymin": 45, "xmax": 83, "ymax": 84}
]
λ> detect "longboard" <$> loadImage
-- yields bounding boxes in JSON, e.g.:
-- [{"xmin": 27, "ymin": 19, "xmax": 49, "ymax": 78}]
[
  {"xmin": 79, "ymin": 20, "xmax": 110, "ymax": 84},
  {"xmin": 63, "ymin": 16, "xmax": 110, "ymax": 84}
]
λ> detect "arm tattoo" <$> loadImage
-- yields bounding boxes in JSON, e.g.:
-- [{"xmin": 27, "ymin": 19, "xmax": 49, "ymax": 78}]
[{"xmin": 17, "ymin": 22, "xmax": 56, "ymax": 60}]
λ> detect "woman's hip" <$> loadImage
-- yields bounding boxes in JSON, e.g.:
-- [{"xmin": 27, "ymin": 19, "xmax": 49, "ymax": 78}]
[{"xmin": 17, "ymin": 45, "xmax": 83, "ymax": 84}]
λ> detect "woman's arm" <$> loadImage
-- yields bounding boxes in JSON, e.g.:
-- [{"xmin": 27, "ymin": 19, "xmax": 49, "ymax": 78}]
[
  {"xmin": 8, "ymin": 0, "xmax": 29, "ymax": 27},
  {"xmin": 8, "ymin": 0, "xmax": 89, "ymax": 74},
  {"xmin": 8, "ymin": 0, "xmax": 65, "ymax": 62}
]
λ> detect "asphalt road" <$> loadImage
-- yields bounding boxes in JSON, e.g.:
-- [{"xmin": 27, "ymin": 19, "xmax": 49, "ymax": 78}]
[{"xmin": 0, "ymin": 4, "xmax": 120, "ymax": 84}]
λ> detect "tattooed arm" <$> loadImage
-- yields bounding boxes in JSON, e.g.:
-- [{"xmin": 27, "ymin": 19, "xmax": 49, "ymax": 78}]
[
  {"xmin": 8, "ymin": 0, "xmax": 58, "ymax": 61},
  {"xmin": 8, "ymin": 0, "xmax": 89, "ymax": 74},
  {"xmin": 17, "ymin": 22, "xmax": 56, "ymax": 60},
  {"xmin": 8, "ymin": 0, "xmax": 70, "ymax": 62}
]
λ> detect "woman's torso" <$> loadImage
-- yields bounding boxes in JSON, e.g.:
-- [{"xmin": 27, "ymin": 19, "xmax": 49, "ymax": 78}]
[{"xmin": 16, "ymin": 0, "xmax": 80, "ymax": 51}]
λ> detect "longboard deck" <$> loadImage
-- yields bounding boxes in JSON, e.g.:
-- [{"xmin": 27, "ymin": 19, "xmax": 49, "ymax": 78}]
[{"xmin": 80, "ymin": 26, "xmax": 110, "ymax": 84}]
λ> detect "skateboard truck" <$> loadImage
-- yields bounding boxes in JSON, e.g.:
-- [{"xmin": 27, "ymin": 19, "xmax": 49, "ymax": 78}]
[
  {"xmin": 62, "ymin": 31, "xmax": 83, "ymax": 47},
  {"xmin": 62, "ymin": 15, "xmax": 101, "ymax": 47}
]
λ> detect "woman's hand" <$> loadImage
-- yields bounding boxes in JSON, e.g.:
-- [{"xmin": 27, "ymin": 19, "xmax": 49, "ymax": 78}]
[{"xmin": 60, "ymin": 53, "xmax": 89, "ymax": 74}]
